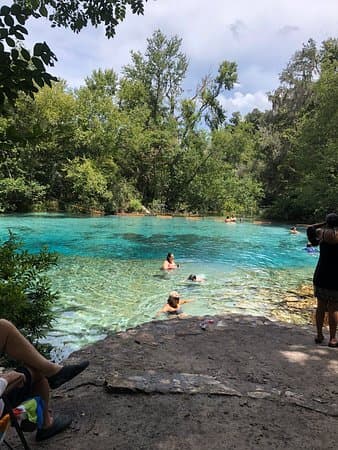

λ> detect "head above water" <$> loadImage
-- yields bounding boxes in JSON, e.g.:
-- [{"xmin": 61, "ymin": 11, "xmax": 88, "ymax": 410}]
[
  {"xmin": 168, "ymin": 291, "xmax": 180, "ymax": 308},
  {"xmin": 188, "ymin": 274, "xmax": 197, "ymax": 281},
  {"xmin": 166, "ymin": 252, "xmax": 174, "ymax": 262},
  {"xmin": 325, "ymin": 213, "xmax": 338, "ymax": 228}
]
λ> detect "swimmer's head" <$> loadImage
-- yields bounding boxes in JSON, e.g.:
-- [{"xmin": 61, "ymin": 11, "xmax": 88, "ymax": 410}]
[
  {"xmin": 188, "ymin": 274, "xmax": 197, "ymax": 281},
  {"xmin": 166, "ymin": 252, "xmax": 174, "ymax": 262},
  {"xmin": 168, "ymin": 291, "xmax": 180, "ymax": 308}
]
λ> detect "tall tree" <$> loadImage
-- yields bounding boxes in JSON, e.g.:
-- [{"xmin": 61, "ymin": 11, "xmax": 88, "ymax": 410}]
[{"xmin": 123, "ymin": 29, "xmax": 188, "ymax": 123}]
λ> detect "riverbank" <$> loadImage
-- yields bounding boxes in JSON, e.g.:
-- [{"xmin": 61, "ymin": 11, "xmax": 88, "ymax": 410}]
[{"xmin": 7, "ymin": 313, "xmax": 337, "ymax": 450}]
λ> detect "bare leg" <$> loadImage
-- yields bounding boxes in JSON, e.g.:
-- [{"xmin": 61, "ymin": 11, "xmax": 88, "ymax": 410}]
[
  {"xmin": 29, "ymin": 368, "xmax": 53, "ymax": 428},
  {"xmin": 0, "ymin": 319, "xmax": 61, "ymax": 377},
  {"xmin": 327, "ymin": 302, "xmax": 338, "ymax": 345},
  {"xmin": 315, "ymin": 299, "xmax": 326, "ymax": 343},
  {"xmin": 29, "ymin": 367, "xmax": 72, "ymax": 440}
]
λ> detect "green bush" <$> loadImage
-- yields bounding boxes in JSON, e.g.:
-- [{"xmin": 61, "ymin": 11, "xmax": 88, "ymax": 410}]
[
  {"xmin": 0, "ymin": 232, "xmax": 58, "ymax": 348},
  {"xmin": 0, "ymin": 177, "xmax": 46, "ymax": 212}
]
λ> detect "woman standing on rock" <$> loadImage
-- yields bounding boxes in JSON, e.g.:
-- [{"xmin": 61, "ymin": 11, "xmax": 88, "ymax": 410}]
[{"xmin": 307, "ymin": 213, "xmax": 338, "ymax": 347}]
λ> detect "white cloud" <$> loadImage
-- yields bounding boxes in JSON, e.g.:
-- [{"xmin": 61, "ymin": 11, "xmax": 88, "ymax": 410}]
[
  {"xmin": 23, "ymin": 0, "xmax": 338, "ymax": 114},
  {"xmin": 220, "ymin": 91, "xmax": 271, "ymax": 116}
]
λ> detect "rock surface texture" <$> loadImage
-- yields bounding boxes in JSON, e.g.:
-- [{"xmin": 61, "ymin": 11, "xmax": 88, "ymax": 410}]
[{"xmin": 7, "ymin": 315, "xmax": 338, "ymax": 449}]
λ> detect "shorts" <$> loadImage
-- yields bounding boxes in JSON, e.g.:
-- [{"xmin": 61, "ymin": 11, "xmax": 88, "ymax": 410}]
[
  {"xmin": 2, "ymin": 367, "xmax": 32, "ymax": 413},
  {"xmin": 314, "ymin": 286, "xmax": 338, "ymax": 310}
]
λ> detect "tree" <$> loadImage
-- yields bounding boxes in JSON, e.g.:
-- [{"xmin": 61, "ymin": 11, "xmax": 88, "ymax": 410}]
[
  {"xmin": 123, "ymin": 29, "xmax": 188, "ymax": 123},
  {"xmin": 0, "ymin": 0, "xmax": 149, "ymax": 106},
  {"xmin": 84, "ymin": 68, "xmax": 118, "ymax": 97},
  {"xmin": 185, "ymin": 60, "xmax": 238, "ymax": 131}
]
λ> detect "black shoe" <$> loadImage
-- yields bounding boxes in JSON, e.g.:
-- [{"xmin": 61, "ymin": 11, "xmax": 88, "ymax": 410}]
[
  {"xmin": 47, "ymin": 360, "xmax": 89, "ymax": 390},
  {"xmin": 36, "ymin": 415, "xmax": 72, "ymax": 441}
]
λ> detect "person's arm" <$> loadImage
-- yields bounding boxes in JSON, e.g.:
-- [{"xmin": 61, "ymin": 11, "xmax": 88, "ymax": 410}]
[
  {"xmin": 307, "ymin": 222, "xmax": 325, "ymax": 246},
  {"xmin": 161, "ymin": 261, "xmax": 169, "ymax": 270},
  {"xmin": 1, "ymin": 371, "xmax": 26, "ymax": 392},
  {"xmin": 155, "ymin": 304, "xmax": 169, "ymax": 316},
  {"xmin": 179, "ymin": 299, "xmax": 193, "ymax": 305}
]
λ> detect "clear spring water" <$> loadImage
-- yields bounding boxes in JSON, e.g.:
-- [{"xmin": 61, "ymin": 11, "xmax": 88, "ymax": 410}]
[{"xmin": 0, "ymin": 214, "xmax": 318, "ymax": 359}]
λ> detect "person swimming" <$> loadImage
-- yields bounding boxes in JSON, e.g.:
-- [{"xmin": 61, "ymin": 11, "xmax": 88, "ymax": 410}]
[
  {"xmin": 187, "ymin": 274, "xmax": 205, "ymax": 282},
  {"xmin": 161, "ymin": 252, "xmax": 179, "ymax": 270},
  {"xmin": 156, "ymin": 291, "xmax": 192, "ymax": 317}
]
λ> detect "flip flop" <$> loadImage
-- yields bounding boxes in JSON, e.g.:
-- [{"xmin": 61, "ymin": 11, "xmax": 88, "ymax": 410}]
[
  {"xmin": 47, "ymin": 360, "xmax": 89, "ymax": 389},
  {"xmin": 328, "ymin": 341, "xmax": 338, "ymax": 348},
  {"xmin": 36, "ymin": 414, "xmax": 72, "ymax": 441}
]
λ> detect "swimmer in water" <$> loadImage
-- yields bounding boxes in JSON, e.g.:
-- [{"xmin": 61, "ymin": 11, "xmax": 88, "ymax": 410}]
[
  {"xmin": 161, "ymin": 252, "xmax": 179, "ymax": 270},
  {"xmin": 156, "ymin": 291, "xmax": 192, "ymax": 317},
  {"xmin": 187, "ymin": 274, "xmax": 205, "ymax": 282}
]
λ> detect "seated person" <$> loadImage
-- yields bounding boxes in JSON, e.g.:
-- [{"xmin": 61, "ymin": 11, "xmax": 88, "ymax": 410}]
[
  {"xmin": 187, "ymin": 274, "xmax": 205, "ymax": 282},
  {"xmin": 156, "ymin": 291, "xmax": 192, "ymax": 317},
  {"xmin": 161, "ymin": 252, "xmax": 179, "ymax": 270},
  {"xmin": 0, "ymin": 319, "xmax": 89, "ymax": 441}
]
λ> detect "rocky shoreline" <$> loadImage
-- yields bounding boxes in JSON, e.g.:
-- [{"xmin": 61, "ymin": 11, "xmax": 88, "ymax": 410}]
[{"xmin": 6, "ymin": 313, "xmax": 337, "ymax": 450}]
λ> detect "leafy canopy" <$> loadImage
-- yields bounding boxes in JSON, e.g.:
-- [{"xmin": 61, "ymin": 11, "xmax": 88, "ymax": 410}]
[{"xmin": 0, "ymin": 1, "xmax": 149, "ymax": 106}]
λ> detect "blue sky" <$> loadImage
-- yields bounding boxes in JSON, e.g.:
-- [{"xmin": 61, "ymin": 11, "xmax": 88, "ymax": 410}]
[{"xmin": 25, "ymin": 0, "xmax": 338, "ymax": 115}]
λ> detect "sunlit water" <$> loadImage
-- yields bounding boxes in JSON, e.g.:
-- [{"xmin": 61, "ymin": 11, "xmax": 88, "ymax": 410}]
[{"xmin": 0, "ymin": 214, "xmax": 318, "ymax": 359}]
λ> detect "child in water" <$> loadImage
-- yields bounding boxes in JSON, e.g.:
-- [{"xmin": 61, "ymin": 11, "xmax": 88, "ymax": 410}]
[
  {"xmin": 187, "ymin": 274, "xmax": 205, "ymax": 282},
  {"xmin": 156, "ymin": 291, "xmax": 192, "ymax": 317}
]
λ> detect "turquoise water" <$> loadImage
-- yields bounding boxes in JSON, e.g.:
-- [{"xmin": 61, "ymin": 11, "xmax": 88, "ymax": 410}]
[{"xmin": 0, "ymin": 214, "xmax": 317, "ymax": 360}]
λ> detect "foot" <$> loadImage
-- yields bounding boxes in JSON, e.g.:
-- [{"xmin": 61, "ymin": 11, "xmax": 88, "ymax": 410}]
[
  {"xmin": 47, "ymin": 360, "xmax": 89, "ymax": 389},
  {"xmin": 36, "ymin": 414, "xmax": 72, "ymax": 441},
  {"xmin": 314, "ymin": 334, "xmax": 324, "ymax": 344},
  {"xmin": 328, "ymin": 340, "xmax": 338, "ymax": 348}
]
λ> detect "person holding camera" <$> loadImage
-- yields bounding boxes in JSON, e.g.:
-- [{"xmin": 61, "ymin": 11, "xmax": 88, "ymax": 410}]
[{"xmin": 307, "ymin": 213, "xmax": 338, "ymax": 347}]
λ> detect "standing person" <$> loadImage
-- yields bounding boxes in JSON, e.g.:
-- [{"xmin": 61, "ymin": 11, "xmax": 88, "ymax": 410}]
[
  {"xmin": 307, "ymin": 213, "xmax": 338, "ymax": 347},
  {"xmin": 0, "ymin": 319, "xmax": 89, "ymax": 440},
  {"xmin": 161, "ymin": 252, "xmax": 179, "ymax": 270}
]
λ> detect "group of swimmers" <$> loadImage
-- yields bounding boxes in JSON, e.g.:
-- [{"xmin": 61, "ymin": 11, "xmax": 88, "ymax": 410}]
[
  {"xmin": 157, "ymin": 253, "xmax": 205, "ymax": 317},
  {"xmin": 224, "ymin": 216, "xmax": 237, "ymax": 223}
]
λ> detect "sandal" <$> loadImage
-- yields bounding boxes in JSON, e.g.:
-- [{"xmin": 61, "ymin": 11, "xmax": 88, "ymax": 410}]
[{"xmin": 328, "ymin": 341, "xmax": 338, "ymax": 348}]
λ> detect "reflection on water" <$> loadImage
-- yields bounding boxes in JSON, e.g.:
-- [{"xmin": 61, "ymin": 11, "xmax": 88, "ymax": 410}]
[{"xmin": 0, "ymin": 214, "xmax": 317, "ymax": 360}]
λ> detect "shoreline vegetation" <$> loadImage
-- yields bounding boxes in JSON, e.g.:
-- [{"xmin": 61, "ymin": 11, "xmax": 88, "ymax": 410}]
[{"xmin": 0, "ymin": 34, "xmax": 336, "ymax": 224}]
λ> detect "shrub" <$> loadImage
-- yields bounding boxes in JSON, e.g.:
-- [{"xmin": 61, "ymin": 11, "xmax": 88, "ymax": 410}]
[{"xmin": 0, "ymin": 232, "xmax": 58, "ymax": 349}]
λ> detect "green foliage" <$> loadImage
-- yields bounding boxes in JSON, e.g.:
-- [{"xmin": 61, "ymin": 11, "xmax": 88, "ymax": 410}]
[
  {"xmin": 1, "ymin": 29, "xmax": 335, "ymax": 220},
  {"xmin": 0, "ymin": 1, "xmax": 149, "ymax": 105},
  {"xmin": 0, "ymin": 176, "xmax": 46, "ymax": 211},
  {"xmin": 63, "ymin": 157, "xmax": 112, "ymax": 212},
  {"xmin": 123, "ymin": 29, "xmax": 188, "ymax": 122},
  {"xmin": 0, "ymin": 232, "xmax": 58, "ymax": 344},
  {"xmin": 258, "ymin": 38, "xmax": 338, "ymax": 220}
]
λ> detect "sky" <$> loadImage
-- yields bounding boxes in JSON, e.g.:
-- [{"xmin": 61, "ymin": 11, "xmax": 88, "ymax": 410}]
[{"xmin": 25, "ymin": 0, "xmax": 338, "ymax": 116}]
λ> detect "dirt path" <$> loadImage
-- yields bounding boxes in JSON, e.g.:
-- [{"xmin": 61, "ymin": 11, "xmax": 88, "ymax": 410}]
[{"xmin": 7, "ymin": 314, "xmax": 338, "ymax": 449}]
